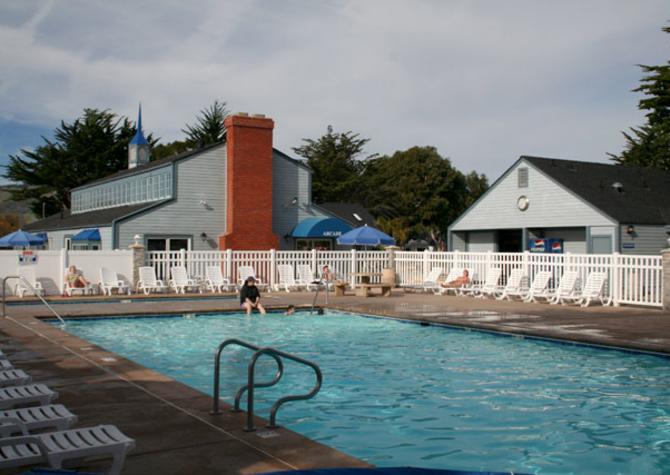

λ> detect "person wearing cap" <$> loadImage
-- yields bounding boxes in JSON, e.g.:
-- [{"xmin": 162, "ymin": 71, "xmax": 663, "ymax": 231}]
[{"xmin": 240, "ymin": 276, "xmax": 266, "ymax": 315}]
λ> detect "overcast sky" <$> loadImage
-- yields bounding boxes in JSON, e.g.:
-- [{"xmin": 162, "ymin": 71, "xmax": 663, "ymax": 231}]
[{"xmin": 0, "ymin": 0, "xmax": 668, "ymax": 185}]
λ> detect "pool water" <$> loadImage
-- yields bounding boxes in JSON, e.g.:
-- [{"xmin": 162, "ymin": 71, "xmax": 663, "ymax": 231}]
[{"xmin": 61, "ymin": 311, "xmax": 670, "ymax": 475}]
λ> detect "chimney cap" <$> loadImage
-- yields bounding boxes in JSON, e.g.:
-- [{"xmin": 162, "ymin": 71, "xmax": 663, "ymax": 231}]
[
  {"xmin": 252, "ymin": 113, "xmax": 266, "ymax": 118},
  {"xmin": 236, "ymin": 112, "xmax": 249, "ymax": 117}
]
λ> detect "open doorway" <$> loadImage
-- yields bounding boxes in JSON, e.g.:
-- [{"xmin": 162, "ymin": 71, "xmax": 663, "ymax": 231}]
[{"xmin": 497, "ymin": 229, "xmax": 523, "ymax": 252}]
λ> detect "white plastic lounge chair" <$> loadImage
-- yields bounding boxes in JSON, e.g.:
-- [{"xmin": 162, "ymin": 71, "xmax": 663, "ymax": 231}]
[
  {"xmin": 204, "ymin": 265, "xmax": 233, "ymax": 292},
  {"xmin": 496, "ymin": 269, "xmax": 527, "ymax": 301},
  {"xmin": 99, "ymin": 268, "xmax": 129, "ymax": 296},
  {"xmin": 237, "ymin": 266, "xmax": 268, "ymax": 291},
  {"xmin": 416, "ymin": 267, "xmax": 443, "ymax": 292},
  {"xmin": 169, "ymin": 266, "xmax": 200, "ymax": 294},
  {"xmin": 136, "ymin": 267, "xmax": 168, "ymax": 295},
  {"xmin": 0, "ymin": 369, "xmax": 31, "ymax": 388},
  {"xmin": 0, "ymin": 404, "xmax": 78, "ymax": 437},
  {"xmin": 460, "ymin": 268, "xmax": 502, "ymax": 298},
  {"xmin": 14, "ymin": 267, "xmax": 43, "ymax": 298},
  {"xmin": 276, "ymin": 264, "xmax": 306, "ymax": 292},
  {"xmin": 297, "ymin": 265, "xmax": 322, "ymax": 291},
  {"xmin": 435, "ymin": 268, "xmax": 465, "ymax": 295},
  {"xmin": 64, "ymin": 269, "xmax": 94, "ymax": 297},
  {"xmin": 519, "ymin": 271, "xmax": 553, "ymax": 302},
  {"xmin": 560, "ymin": 271, "xmax": 609, "ymax": 307},
  {"xmin": 546, "ymin": 271, "xmax": 580, "ymax": 305},
  {"xmin": 0, "ymin": 361, "xmax": 12, "ymax": 370},
  {"xmin": 0, "ymin": 384, "xmax": 57, "ymax": 410},
  {"xmin": 0, "ymin": 424, "xmax": 135, "ymax": 475}
]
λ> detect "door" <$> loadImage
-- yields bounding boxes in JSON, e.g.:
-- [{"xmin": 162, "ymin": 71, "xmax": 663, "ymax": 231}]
[
  {"xmin": 591, "ymin": 235, "xmax": 612, "ymax": 254},
  {"xmin": 497, "ymin": 229, "xmax": 523, "ymax": 252}
]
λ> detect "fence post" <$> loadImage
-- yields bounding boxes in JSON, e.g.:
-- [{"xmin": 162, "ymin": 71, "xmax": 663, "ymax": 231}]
[
  {"xmin": 522, "ymin": 250, "xmax": 530, "ymax": 277},
  {"xmin": 423, "ymin": 249, "xmax": 430, "ymax": 279},
  {"xmin": 350, "ymin": 249, "xmax": 357, "ymax": 288},
  {"xmin": 226, "ymin": 249, "xmax": 233, "ymax": 283},
  {"xmin": 60, "ymin": 248, "xmax": 68, "ymax": 294},
  {"xmin": 611, "ymin": 252, "xmax": 620, "ymax": 306},
  {"xmin": 486, "ymin": 250, "xmax": 492, "ymax": 273},
  {"xmin": 270, "ymin": 249, "xmax": 277, "ymax": 290},
  {"xmin": 128, "ymin": 242, "xmax": 145, "ymax": 291},
  {"xmin": 311, "ymin": 249, "xmax": 318, "ymax": 277},
  {"xmin": 662, "ymin": 249, "xmax": 670, "ymax": 311}
]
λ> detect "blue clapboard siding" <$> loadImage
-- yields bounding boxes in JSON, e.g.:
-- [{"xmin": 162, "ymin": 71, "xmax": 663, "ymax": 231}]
[{"xmin": 620, "ymin": 224, "xmax": 667, "ymax": 255}]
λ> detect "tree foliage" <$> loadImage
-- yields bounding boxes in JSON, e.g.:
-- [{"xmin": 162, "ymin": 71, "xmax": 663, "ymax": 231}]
[
  {"xmin": 0, "ymin": 214, "xmax": 19, "ymax": 236},
  {"xmin": 611, "ymin": 25, "xmax": 670, "ymax": 169},
  {"xmin": 292, "ymin": 126, "xmax": 373, "ymax": 203},
  {"xmin": 182, "ymin": 100, "xmax": 230, "ymax": 147},
  {"xmin": 3, "ymin": 109, "xmax": 156, "ymax": 216}
]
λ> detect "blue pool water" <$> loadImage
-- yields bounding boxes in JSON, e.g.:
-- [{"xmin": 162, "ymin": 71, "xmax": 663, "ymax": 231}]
[{"xmin": 60, "ymin": 311, "xmax": 670, "ymax": 475}]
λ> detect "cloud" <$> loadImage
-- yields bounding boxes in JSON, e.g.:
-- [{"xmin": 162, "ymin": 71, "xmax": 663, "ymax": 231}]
[{"xmin": 0, "ymin": 0, "xmax": 667, "ymax": 180}]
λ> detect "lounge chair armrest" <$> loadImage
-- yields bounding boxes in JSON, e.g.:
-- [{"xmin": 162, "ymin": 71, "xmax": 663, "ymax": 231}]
[
  {"xmin": 0, "ymin": 434, "xmax": 49, "ymax": 456},
  {"xmin": 156, "ymin": 279, "xmax": 166, "ymax": 287},
  {"xmin": 0, "ymin": 416, "xmax": 29, "ymax": 435}
]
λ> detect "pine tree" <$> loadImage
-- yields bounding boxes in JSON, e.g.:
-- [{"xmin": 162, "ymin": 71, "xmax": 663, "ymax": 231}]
[{"xmin": 182, "ymin": 100, "xmax": 230, "ymax": 147}]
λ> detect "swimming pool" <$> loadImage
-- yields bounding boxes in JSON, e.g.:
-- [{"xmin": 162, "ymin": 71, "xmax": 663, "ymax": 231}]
[{"xmin": 60, "ymin": 311, "xmax": 670, "ymax": 475}]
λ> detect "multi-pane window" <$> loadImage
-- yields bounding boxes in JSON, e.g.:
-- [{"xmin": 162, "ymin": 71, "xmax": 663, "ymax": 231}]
[
  {"xmin": 518, "ymin": 167, "xmax": 529, "ymax": 188},
  {"xmin": 71, "ymin": 168, "xmax": 173, "ymax": 214}
]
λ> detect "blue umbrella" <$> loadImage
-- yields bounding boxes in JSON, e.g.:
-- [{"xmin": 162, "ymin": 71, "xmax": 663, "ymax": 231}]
[
  {"xmin": 0, "ymin": 229, "xmax": 47, "ymax": 247},
  {"xmin": 337, "ymin": 224, "xmax": 395, "ymax": 246}
]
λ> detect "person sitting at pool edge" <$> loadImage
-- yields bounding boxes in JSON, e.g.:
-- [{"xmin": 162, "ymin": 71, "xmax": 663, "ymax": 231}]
[
  {"xmin": 240, "ymin": 276, "xmax": 266, "ymax": 315},
  {"xmin": 64, "ymin": 265, "xmax": 89, "ymax": 292},
  {"xmin": 441, "ymin": 269, "xmax": 470, "ymax": 288}
]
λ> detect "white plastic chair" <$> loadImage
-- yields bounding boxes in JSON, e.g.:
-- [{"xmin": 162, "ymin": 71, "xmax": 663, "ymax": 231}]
[
  {"xmin": 99, "ymin": 268, "xmax": 129, "ymax": 296},
  {"xmin": 0, "ymin": 369, "xmax": 31, "ymax": 388},
  {"xmin": 169, "ymin": 266, "xmax": 200, "ymax": 294},
  {"xmin": 0, "ymin": 424, "xmax": 135, "ymax": 475},
  {"xmin": 504, "ymin": 270, "xmax": 552, "ymax": 301},
  {"xmin": 64, "ymin": 268, "xmax": 94, "ymax": 297},
  {"xmin": 546, "ymin": 271, "xmax": 580, "ymax": 304},
  {"xmin": 416, "ymin": 267, "xmax": 443, "ymax": 292},
  {"xmin": 560, "ymin": 272, "xmax": 610, "ymax": 307},
  {"xmin": 236, "ymin": 266, "xmax": 268, "ymax": 291},
  {"xmin": 136, "ymin": 267, "xmax": 168, "ymax": 295},
  {"xmin": 460, "ymin": 268, "xmax": 502, "ymax": 298},
  {"xmin": 297, "ymin": 265, "xmax": 322, "ymax": 291},
  {"xmin": 204, "ymin": 266, "xmax": 233, "ymax": 292},
  {"xmin": 435, "ymin": 268, "xmax": 466, "ymax": 295},
  {"xmin": 496, "ymin": 269, "xmax": 527, "ymax": 300},
  {"xmin": 14, "ymin": 267, "xmax": 43, "ymax": 298},
  {"xmin": 0, "ymin": 384, "xmax": 58, "ymax": 410},
  {"xmin": 276, "ymin": 264, "xmax": 304, "ymax": 292},
  {"xmin": 0, "ymin": 404, "xmax": 78, "ymax": 437}
]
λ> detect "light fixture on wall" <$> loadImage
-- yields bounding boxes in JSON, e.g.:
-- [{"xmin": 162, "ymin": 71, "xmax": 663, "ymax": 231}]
[
  {"xmin": 200, "ymin": 232, "xmax": 208, "ymax": 241},
  {"xmin": 283, "ymin": 196, "xmax": 299, "ymax": 208},
  {"xmin": 626, "ymin": 225, "xmax": 635, "ymax": 235},
  {"xmin": 133, "ymin": 234, "xmax": 141, "ymax": 246},
  {"xmin": 199, "ymin": 199, "xmax": 208, "ymax": 206}
]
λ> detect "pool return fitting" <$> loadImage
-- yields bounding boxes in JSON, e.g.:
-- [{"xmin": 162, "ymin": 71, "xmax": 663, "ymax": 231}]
[
  {"xmin": 211, "ymin": 338, "xmax": 322, "ymax": 431},
  {"xmin": 2, "ymin": 276, "xmax": 66, "ymax": 326}
]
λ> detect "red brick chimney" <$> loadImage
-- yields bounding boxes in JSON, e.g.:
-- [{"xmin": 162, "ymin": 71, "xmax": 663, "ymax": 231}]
[{"xmin": 218, "ymin": 113, "xmax": 279, "ymax": 250}]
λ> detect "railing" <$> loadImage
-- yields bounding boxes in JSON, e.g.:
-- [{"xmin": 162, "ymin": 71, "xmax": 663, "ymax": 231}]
[
  {"xmin": 2, "ymin": 276, "xmax": 66, "ymax": 325},
  {"xmin": 147, "ymin": 249, "xmax": 664, "ymax": 307},
  {"xmin": 211, "ymin": 338, "xmax": 322, "ymax": 431}
]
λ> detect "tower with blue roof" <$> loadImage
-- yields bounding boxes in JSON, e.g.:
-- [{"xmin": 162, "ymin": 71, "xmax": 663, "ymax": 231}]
[{"xmin": 128, "ymin": 104, "xmax": 150, "ymax": 169}]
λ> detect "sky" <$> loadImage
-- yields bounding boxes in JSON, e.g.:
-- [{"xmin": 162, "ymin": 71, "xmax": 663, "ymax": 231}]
[{"xmin": 0, "ymin": 0, "xmax": 668, "ymax": 186}]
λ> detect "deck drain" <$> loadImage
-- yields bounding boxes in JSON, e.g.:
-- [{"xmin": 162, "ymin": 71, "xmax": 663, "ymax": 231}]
[
  {"xmin": 100, "ymin": 357, "xmax": 117, "ymax": 362},
  {"xmin": 256, "ymin": 430, "xmax": 279, "ymax": 439}
]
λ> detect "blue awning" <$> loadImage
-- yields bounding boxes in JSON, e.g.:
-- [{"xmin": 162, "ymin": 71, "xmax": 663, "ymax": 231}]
[
  {"xmin": 72, "ymin": 228, "xmax": 101, "ymax": 241},
  {"xmin": 290, "ymin": 217, "xmax": 353, "ymax": 238}
]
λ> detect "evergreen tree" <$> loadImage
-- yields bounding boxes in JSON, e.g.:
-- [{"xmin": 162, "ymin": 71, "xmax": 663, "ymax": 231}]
[
  {"xmin": 611, "ymin": 25, "xmax": 670, "ymax": 169},
  {"xmin": 4, "ymin": 108, "xmax": 155, "ymax": 216},
  {"xmin": 182, "ymin": 100, "xmax": 230, "ymax": 147},
  {"xmin": 292, "ymin": 125, "xmax": 373, "ymax": 203}
]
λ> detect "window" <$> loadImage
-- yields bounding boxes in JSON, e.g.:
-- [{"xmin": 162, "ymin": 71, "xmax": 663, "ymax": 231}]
[{"xmin": 518, "ymin": 167, "xmax": 529, "ymax": 188}]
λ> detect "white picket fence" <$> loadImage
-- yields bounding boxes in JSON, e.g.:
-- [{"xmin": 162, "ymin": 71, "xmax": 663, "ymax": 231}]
[{"xmin": 146, "ymin": 249, "xmax": 664, "ymax": 308}]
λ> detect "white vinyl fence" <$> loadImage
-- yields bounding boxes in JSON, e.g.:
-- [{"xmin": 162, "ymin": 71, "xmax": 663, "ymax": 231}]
[
  {"xmin": 146, "ymin": 249, "xmax": 664, "ymax": 308},
  {"xmin": 0, "ymin": 249, "xmax": 134, "ymax": 296}
]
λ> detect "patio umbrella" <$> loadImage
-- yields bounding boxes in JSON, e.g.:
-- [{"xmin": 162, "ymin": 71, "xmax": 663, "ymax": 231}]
[
  {"xmin": 336, "ymin": 224, "xmax": 396, "ymax": 246},
  {"xmin": 0, "ymin": 229, "xmax": 46, "ymax": 248}
]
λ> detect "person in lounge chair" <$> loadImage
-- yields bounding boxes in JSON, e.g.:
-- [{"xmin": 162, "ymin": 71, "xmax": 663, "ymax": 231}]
[
  {"xmin": 240, "ymin": 276, "xmax": 266, "ymax": 315},
  {"xmin": 65, "ymin": 265, "xmax": 89, "ymax": 290},
  {"xmin": 440, "ymin": 269, "xmax": 470, "ymax": 288}
]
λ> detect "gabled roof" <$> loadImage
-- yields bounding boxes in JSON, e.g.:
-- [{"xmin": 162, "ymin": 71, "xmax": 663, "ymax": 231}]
[
  {"xmin": 523, "ymin": 156, "xmax": 670, "ymax": 225},
  {"xmin": 23, "ymin": 203, "xmax": 161, "ymax": 232},
  {"xmin": 316, "ymin": 202, "xmax": 376, "ymax": 227}
]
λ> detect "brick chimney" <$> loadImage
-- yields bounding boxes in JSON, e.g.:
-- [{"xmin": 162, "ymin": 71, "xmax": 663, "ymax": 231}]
[{"xmin": 218, "ymin": 113, "xmax": 280, "ymax": 250}]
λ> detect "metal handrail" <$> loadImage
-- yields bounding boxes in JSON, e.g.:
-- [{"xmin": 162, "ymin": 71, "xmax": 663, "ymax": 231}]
[
  {"xmin": 211, "ymin": 338, "xmax": 283, "ymax": 415},
  {"xmin": 2, "ymin": 276, "xmax": 66, "ymax": 326},
  {"xmin": 245, "ymin": 347, "xmax": 322, "ymax": 431}
]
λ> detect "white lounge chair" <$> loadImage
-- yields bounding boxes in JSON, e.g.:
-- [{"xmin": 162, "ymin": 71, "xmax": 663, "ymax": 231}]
[
  {"xmin": 560, "ymin": 271, "xmax": 610, "ymax": 307},
  {"xmin": 0, "ymin": 384, "xmax": 58, "ymax": 410},
  {"xmin": 415, "ymin": 267, "xmax": 443, "ymax": 292},
  {"xmin": 0, "ymin": 424, "xmax": 134, "ymax": 475},
  {"xmin": 505, "ymin": 270, "xmax": 552, "ymax": 302},
  {"xmin": 14, "ymin": 267, "xmax": 43, "ymax": 298},
  {"xmin": 275, "ymin": 265, "xmax": 305, "ymax": 292},
  {"xmin": 460, "ymin": 267, "xmax": 502, "ymax": 298},
  {"xmin": 0, "ymin": 369, "xmax": 31, "ymax": 388},
  {"xmin": 435, "ymin": 268, "xmax": 465, "ymax": 295},
  {"xmin": 204, "ymin": 265, "xmax": 233, "ymax": 292},
  {"xmin": 169, "ymin": 266, "xmax": 200, "ymax": 294},
  {"xmin": 546, "ymin": 271, "xmax": 580, "ymax": 305},
  {"xmin": 64, "ymin": 269, "xmax": 95, "ymax": 297},
  {"xmin": 99, "ymin": 268, "xmax": 129, "ymax": 296},
  {"xmin": 0, "ymin": 404, "xmax": 78, "ymax": 437},
  {"xmin": 496, "ymin": 269, "xmax": 527, "ymax": 301},
  {"xmin": 297, "ymin": 265, "xmax": 322, "ymax": 291},
  {"xmin": 237, "ymin": 266, "xmax": 268, "ymax": 291},
  {"xmin": 136, "ymin": 267, "xmax": 168, "ymax": 295},
  {"xmin": 0, "ymin": 361, "xmax": 12, "ymax": 370}
]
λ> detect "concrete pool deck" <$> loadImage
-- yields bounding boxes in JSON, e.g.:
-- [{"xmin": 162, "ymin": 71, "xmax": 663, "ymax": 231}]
[{"xmin": 0, "ymin": 290, "xmax": 668, "ymax": 473}]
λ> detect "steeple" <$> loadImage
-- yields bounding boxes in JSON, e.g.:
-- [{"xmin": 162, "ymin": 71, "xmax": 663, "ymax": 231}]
[{"xmin": 128, "ymin": 103, "xmax": 150, "ymax": 169}]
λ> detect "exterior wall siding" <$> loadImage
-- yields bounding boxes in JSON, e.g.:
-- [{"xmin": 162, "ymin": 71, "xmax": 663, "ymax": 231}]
[
  {"xmin": 451, "ymin": 232, "xmax": 467, "ymax": 251},
  {"xmin": 47, "ymin": 227, "xmax": 113, "ymax": 251},
  {"xmin": 620, "ymin": 224, "xmax": 668, "ymax": 255},
  {"xmin": 451, "ymin": 160, "xmax": 616, "ymax": 231},
  {"xmin": 272, "ymin": 154, "xmax": 330, "ymax": 250},
  {"xmin": 466, "ymin": 231, "xmax": 496, "ymax": 252},
  {"xmin": 116, "ymin": 145, "xmax": 227, "ymax": 250}
]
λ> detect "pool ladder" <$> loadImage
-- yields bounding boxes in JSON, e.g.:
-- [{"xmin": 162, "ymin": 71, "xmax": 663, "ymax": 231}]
[
  {"xmin": 2, "ymin": 275, "xmax": 66, "ymax": 325},
  {"xmin": 211, "ymin": 338, "xmax": 322, "ymax": 431}
]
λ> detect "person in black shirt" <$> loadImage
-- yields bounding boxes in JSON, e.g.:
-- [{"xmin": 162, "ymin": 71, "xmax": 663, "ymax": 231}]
[{"xmin": 240, "ymin": 276, "xmax": 266, "ymax": 315}]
